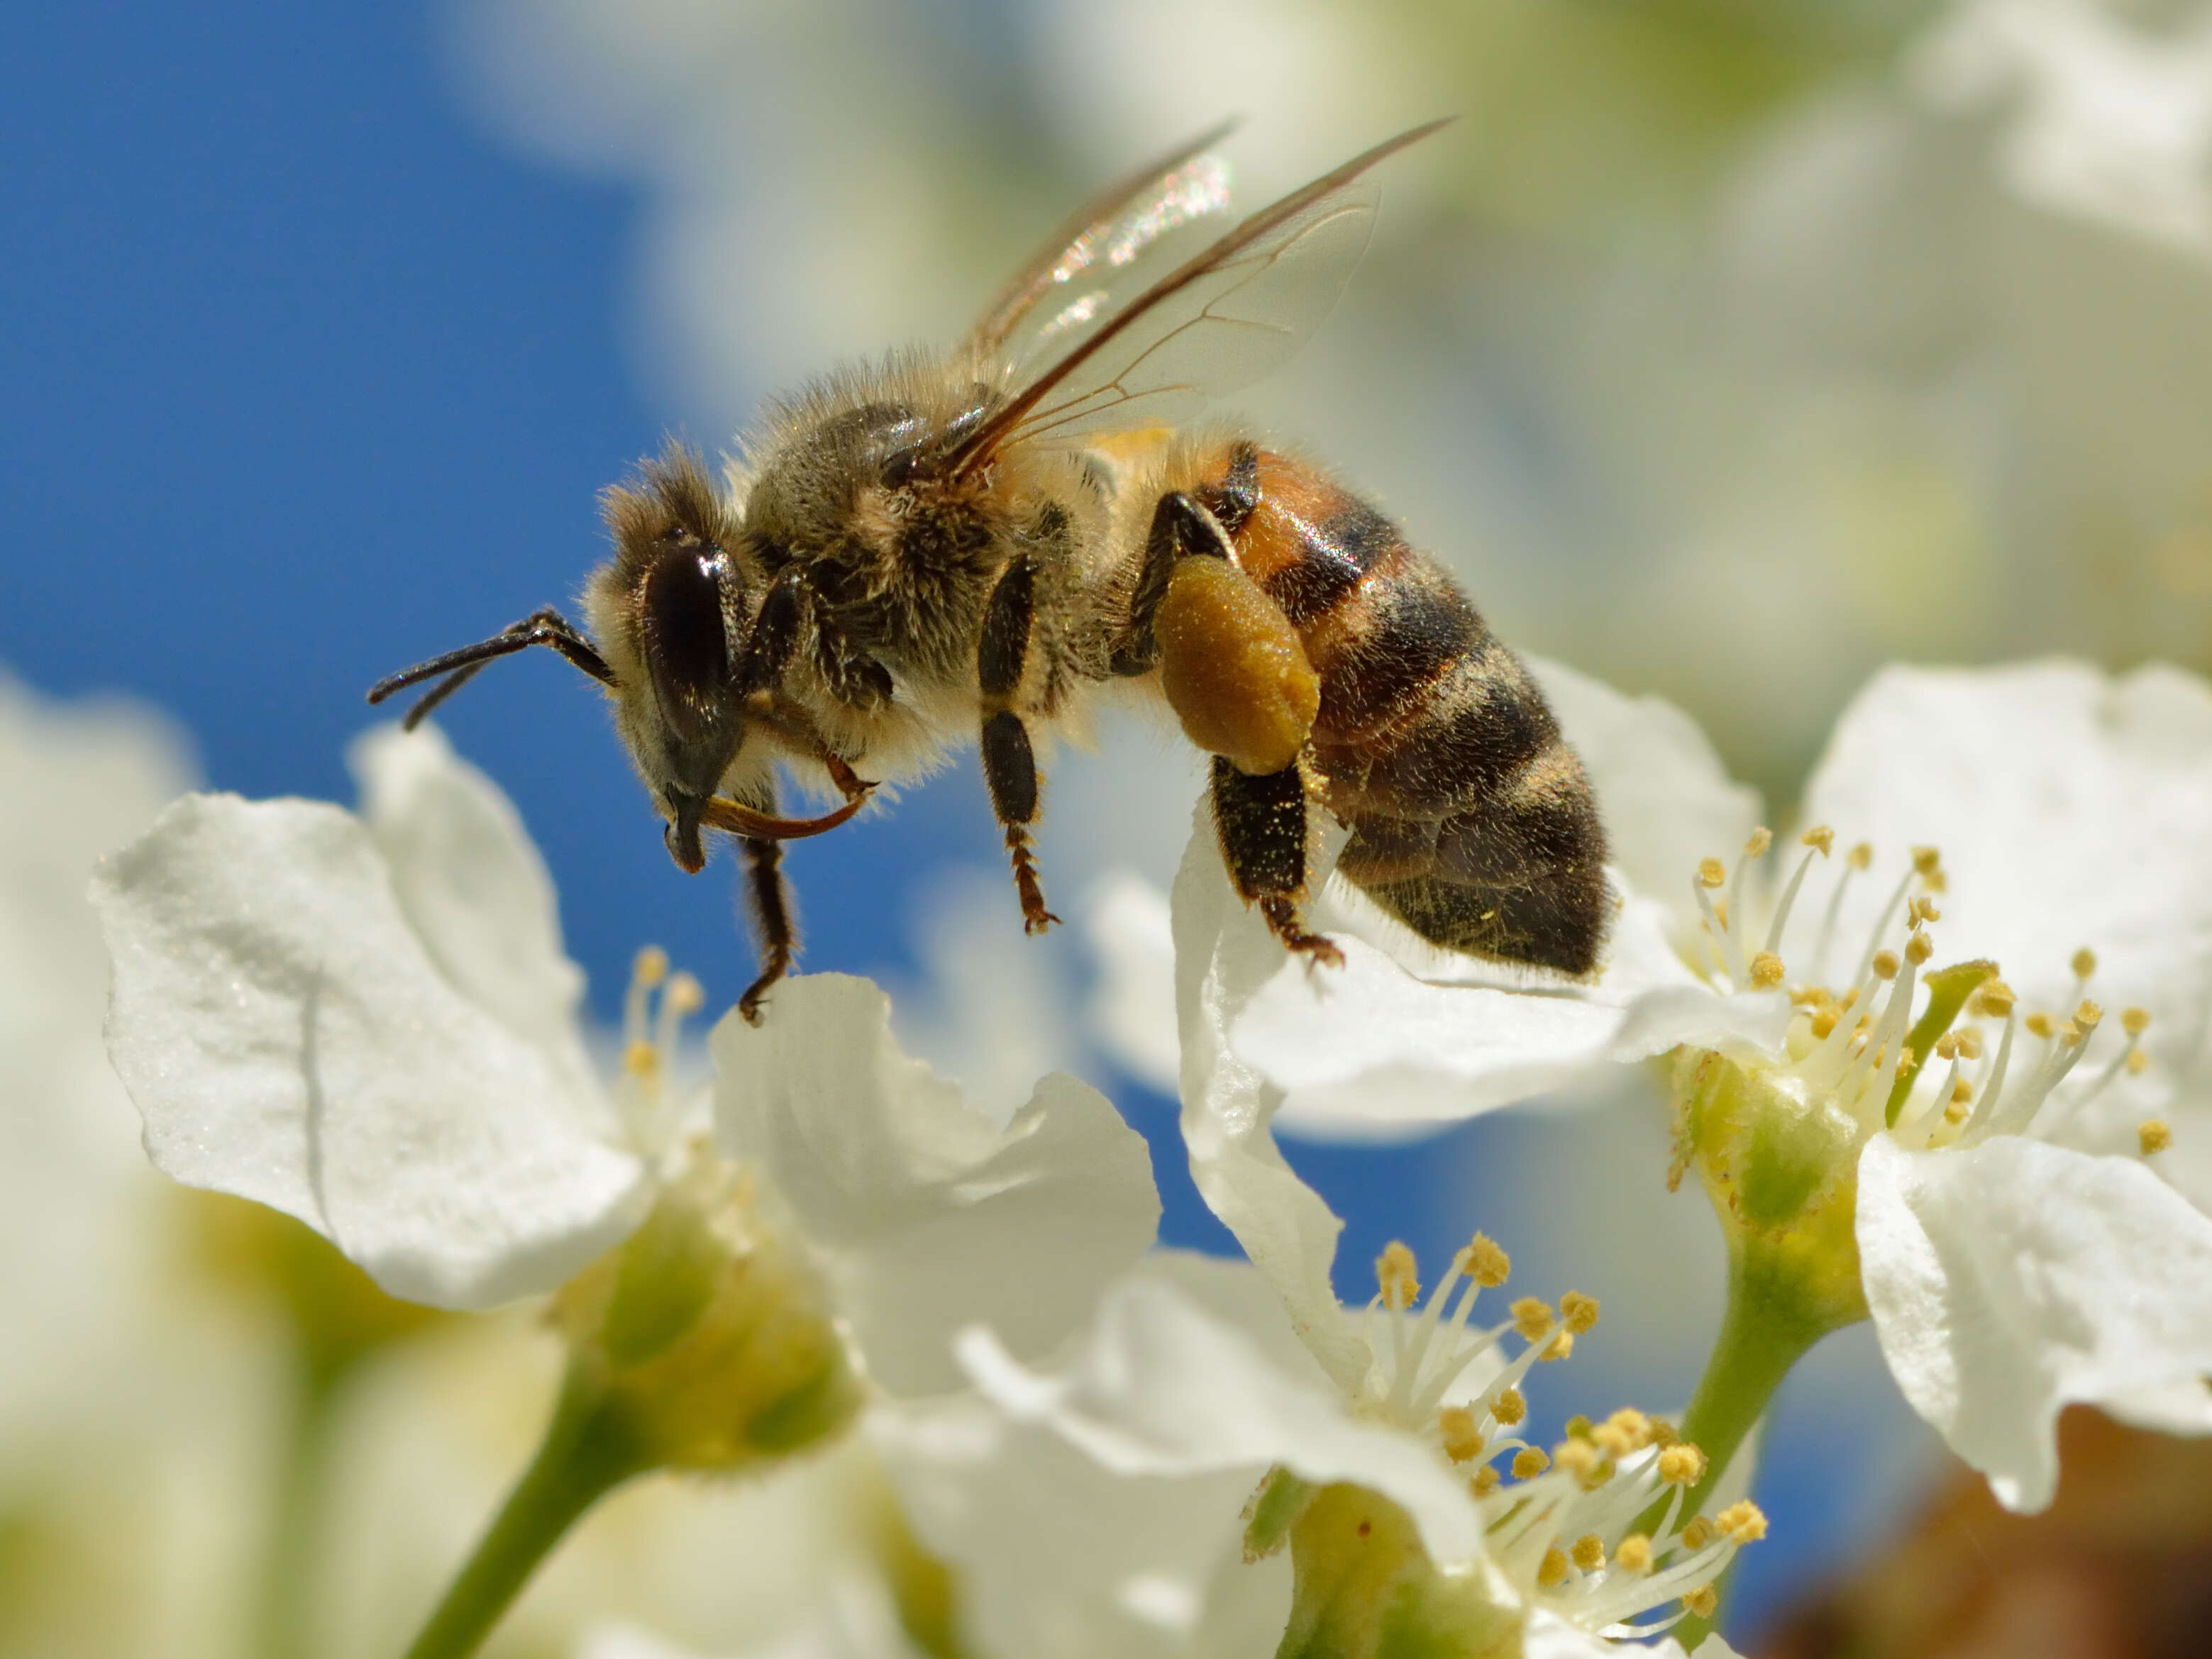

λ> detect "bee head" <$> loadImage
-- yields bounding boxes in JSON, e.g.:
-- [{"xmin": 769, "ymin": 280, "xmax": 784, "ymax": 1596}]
[{"xmin": 590, "ymin": 444, "xmax": 751, "ymax": 872}]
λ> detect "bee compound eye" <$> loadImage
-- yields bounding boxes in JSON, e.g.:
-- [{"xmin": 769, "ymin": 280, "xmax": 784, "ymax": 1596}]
[{"xmin": 642, "ymin": 545, "xmax": 736, "ymax": 731}]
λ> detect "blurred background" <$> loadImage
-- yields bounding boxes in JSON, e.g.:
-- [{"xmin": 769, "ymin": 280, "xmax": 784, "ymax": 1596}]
[{"xmin": 9, "ymin": 0, "xmax": 2212, "ymax": 1653}]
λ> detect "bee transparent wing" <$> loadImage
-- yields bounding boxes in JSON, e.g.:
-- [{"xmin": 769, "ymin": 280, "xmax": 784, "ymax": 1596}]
[
  {"xmin": 966, "ymin": 121, "xmax": 1239, "ymax": 366},
  {"xmin": 949, "ymin": 121, "xmax": 1448, "ymax": 474}
]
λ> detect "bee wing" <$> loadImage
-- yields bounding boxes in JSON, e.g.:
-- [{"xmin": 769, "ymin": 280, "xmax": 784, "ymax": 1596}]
[
  {"xmin": 949, "ymin": 120, "xmax": 1449, "ymax": 474},
  {"xmin": 965, "ymin": 121, "xmax": 1240, "ymax": 365}
]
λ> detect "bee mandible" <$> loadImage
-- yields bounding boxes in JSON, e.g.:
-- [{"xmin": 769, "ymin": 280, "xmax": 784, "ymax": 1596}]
[{"xmin": 370, "ymin": 121, "xmax": 1607, "ymax": 1019}]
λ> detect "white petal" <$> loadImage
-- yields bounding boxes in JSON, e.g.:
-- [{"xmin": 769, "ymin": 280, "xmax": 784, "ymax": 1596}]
[
  {"xmin": 1086, "ymin": 870, "xmax": 1181, "ymax": 1095},
  {"xmin": 350, "ymin": 724, "xmax": 598, "ymax": 1095},
  {"xmin": 713, "ymin": 973, "xmax": 1159, "ymax": 1396},
  {"xmin": 92, "ymin": 794, "xmax": 649, "ymax": 1308},
  {"xmin": 1523, "ymin": 1613, "xmax": 1737, "ymax": 1659},
  {"xmin": 956, "ymin": 1270, "xmax": 1488, "ymax": 1571},
  {"xmin": 1528, "ymin": 655, "xmax": 1764, "ymax": 941},
  {"xmin": 1801, "ymin": 661, "xmax": 2212, "ymax": 1042},
  {"xmin": 1857, "ymin": 1132, "xmax": 2212, "ymax": 1510}
]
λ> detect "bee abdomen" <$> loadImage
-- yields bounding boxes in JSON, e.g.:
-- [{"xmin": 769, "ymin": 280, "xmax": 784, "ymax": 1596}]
[{"xmin": 1194, "ymin": 442, "xmax": 1607, "ymax": 975}]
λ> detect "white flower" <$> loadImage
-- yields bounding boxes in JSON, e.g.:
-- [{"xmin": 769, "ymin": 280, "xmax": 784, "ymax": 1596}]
[{"xmin": 92, "ymin": 722, "xmax": 1160, "ymax": 1399}]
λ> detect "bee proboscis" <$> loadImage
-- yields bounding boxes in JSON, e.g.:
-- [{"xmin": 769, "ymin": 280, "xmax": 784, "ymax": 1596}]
[{"xmin": 370, "ymin": 120, "xmax": 1607, "ymax": 1019}]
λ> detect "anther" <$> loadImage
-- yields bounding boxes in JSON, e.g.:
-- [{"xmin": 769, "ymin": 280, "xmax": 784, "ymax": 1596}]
[
  {"xmin": 1438, "ymin": 1406, "xmax": 1485, "ymax": 1462},
  {"xmin": 1909, "ymin": 895, "xmax": 1941, "ymax": 926},
  {"xmin": 1471, "ymin": 1465, "xmax": 1500, "ymax": 1496},
  {"xmin": 1872, "ymin": 950, "xmax": 1901, "ymax": 981},
  {"xmin": 1973, "ymin": 981, "xmax": 2016, "ymax": 1019},
  {"xmin": 1376, "ymin": 1241, "xmax": 1420, "ymax": 1309},
  {"xmin": 1492, "ymin": 1387, "xmax": 1527, "ymax": 1428},
  {"xmin": 1810, "ymin": 1006, "xmax": 1840, "ymax": 1039},
  {"xmin": 1552, "ymin": 1439, "xmax": 1604, "ymax": 1487},
  {"xmin": 2123, "ymin": 1006, "xmax": 2152, "ymax": 1036},
  {"xmin": 2141, "ymin": 1120, "xmax": 2173, "ymax": 1155},
  {"xmin": 1750, "ymin": 952, "xmax": 1786, "ymax": 988},
  {"xmin": 1682, "ymin": 1587, "xmax": 1720, "ymax": 1619},
  {"xmin": 2072, "ymin": 948, "xmax": 2098, "ymax": 981},
  {"xmin": 1614, "ymin": 1534, "xmax": 1654, "ymax": 1574},
  {"xmin": 668, "ymin": 971, "xmax": 705, "ymax": 1016},
  {"xmin": 1465, "ymin": 1233, "xmax": 1511, "ymax": 1287},
  {"xmin": 1649, "ymin": 1417, "xmax": 1680, "ymax": 1448},
  {"xmin": 1906, "ymin": 932, "xmax": 1933, "ymax": 965},
  {"xmin": 1571, "ymin": 1533, "xmax": 1606, "ymax": 1572},
  {"xmin": 2059, "ymin": 1021, "xmax": 2083, "ymax": 1048},
  {"xmin": 624, "ymin": 1039, "xmax": 659, "ymax": 1078},
  {"xmin": 1716, "ymin": 1501, "xmax": 1769, "ymax": 1543},
  {"xmin": 1657, "ymin": 1444, "xmax": 1707, "ymax": 1486},
  {"xmin": 1600, "ymin": 1407, "xmax": 1649, "ymax": 1448},
  {"xmin": 1511, "ymin": 1297, "xmax": 1556, "ymax": 1341},
  {"xmin": 1957, "ymin": 1026, "xmax": 1986, "ymax": 1060},
  {"xmin": 1537, "ymin": 1548, "xmax": 1569, "ymax": 1587},
  {"xmin": 2127, "ymin": 1049, "xmax": 2150, "ymax": 1075},
  {"xmin": 1744, "ymin": 828, "xmax": 1774, "ymax": 858},
  {"xmin": 2026, "ymin": 1011, "xmax": 2056, "ymax": 1040},
  {"xmin": 1912, "ymin": 846, "xmax": 1942, "ymax": 878},
  {"xmin": 1561, "ymin": 1291, "xmax": 1600, "ymax": 1335},
  {"xmin": 1679, "ymin": 1517, "xmax": 1715, "ymax": 1551},
  {"xmin": 1935, "ymin": 1033, "xmax": 1959, "ymax": 1060},
  {"xmin": 1513, "ymin": 1447, "xmax": 1550, "ymax": 1480},
  {"xmin": 2074, "ymin": 1000, "xmax": 2103, "ymax": 1032},
  {"xmin": 634, "ymin": 945, "xmax": 670, "ymax": 987},
  {"xmin": 1848, "ymin": 843, "xmax": 1874, "ymax": 870},
  {"xmin": 1541, "ymin": 1330, "xmax": 1575, "ymax": 1362},
  {"xmin": 1696, "ymin": 858, "xmax": 1725, "ymax": 889},
  {"xmin": 1801, "ymin": 826, "xmax": 1835, "ymax": 855}
]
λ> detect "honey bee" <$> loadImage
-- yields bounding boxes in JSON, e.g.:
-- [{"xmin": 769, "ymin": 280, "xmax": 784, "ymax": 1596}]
[{"xmin": 370, "ymin": 121, "xmax": 1606, "ymax": 1019}]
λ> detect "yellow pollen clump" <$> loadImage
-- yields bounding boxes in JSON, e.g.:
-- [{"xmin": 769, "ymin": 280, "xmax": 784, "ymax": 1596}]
[
  {"xmin": 1613, "ymin": 1534, "xmax": 1654, "ymax": 1574},
  {"xmin": 668, "ymin": 972, "xmax": 705, "ymax": 1016},
  {"xmin": 2141, "ymin": 1120, "xmax": 2173, "ymax": 1155},
  {"xmin": 1492, "ymin": 1387, "xmax": 1527, "ymax": 1427},
  {"xmin": 1810, "ymin": 1006, "xmax": 1841, "ymax": 1040},
  {"xmin": 1957, "ymin": 1027, "xmax": 1986, "ymax": 1060},
  {"xmin": 2025, "ymin": 1012, "xmax": 2056, "ymax": 1040},
  {"xmin": 1563, "ymin": 1414, "xmax": 1593, "ymax": 1441},
  {"xmin": 2074, "ymin": 1000, "xmax": 2104, "ymax": 1032},
  {"xmin": 1679, "ymin": 1516, "xmax": 1715, "ymax": 1551},
  {"xmin": 1750, "ymin": 952, "xmax": 1786, "ymax": 988},
  {"xmin": 1554, "ymin": 1439, "xmax": 1608, "ymax": 1489},
  {"xmin": 1909, "ymin": 895, "xmax": 1942, "ymax": 926},
  {"xmin": 1438, "ymin": 1406, "xmax": 1485, "ymax": 1463},
  {"xmin": 1512, "ymin": 1297, "xmax": 1556, "ymax": 1341},
  {"xmin": 2122, "ymin": 1006, "xmax": 2152, "ymax": 1036},
  {"xmin": 1601, "ymin": 1407, "xmax": 1650, "ymax": 1446},
  {"xmin": 1537, "ymin": 1548, "xmax": 1569, "ymax": 1587},
  {"xmin": 1952, "ymin": 1077, "xmax": 1974, "ymax": 1106},
  {"xmin": 1935, "ymin": 1032, "xmax": 1960, "ymax": 1060},
  {"xmin": 1906, "ymin": 932, "xmax": 1934, "ymax": 965},
  {"xmin": 1682, "ymin": 1587, "xmax": 1720, "ymax": 1619},
  {"xmin": 1464, "ymin": 1233, "xmax": 1511, "ymax": 1287},
  {"xmin": 1801, "ymin": 826, "xmax": 1835, "ymax": 855},
  {"xmin": 634, "ymin": 945, "xmax": 670, "ymax": 986},
  {"xmin": 1649, "ymin": 1417, "xmax": 1681, "ymax": 1448},
  {"xmin": 1561, "ymin": 1291, "xmax": 1600, "ymax": 1335},
  {"xmin": 1743, "ymin": 827, "xmax": 1774, "ymax": 858},
  {"xmin": 1376, "ymin": 1241, "xmax": 1419, "ymax": 1309},
  {"xmin": 1717, "ymin": 1501, "xmax": 1769, "ymax": 1543},
  {"xmin": 1513, "ymin": 1447, "xmax": 1549, "ymax": 1480},
  {"xmin": 1541, "ymin": 1330, "xmax": 1575, "ymax": 1363},
  {"xmin": 2071, "ymin": 948, "xmax": 2097, "ymax": 980},
  {"xmin": 1658, "ymin": 1443, "xmax": 1708, "ymax": 1486},
  {"xmin": 1912, "ymin": 846, "xmax": 1942, "ymax": 877},
  {"xmin": 1697, "ymin": 858, "xmax": 1726, "ymax": 889},
  {"xmin": 1972, "ymin": 980, "xmax": 2016, "ymax": 1019},
  {"xmin": 1470, "ymin": 1465, "xmax": 1500, "ymax": 1497},
  {"xmin": 1571, "ymin": 1533, "xmax": 1607, "ymax": 1572},
  {"xmin": 624, "ymin": 1039, "xmax": 660, "ymax": 1079},
  {"xmin": 2128, "ymin": 1050, "xmax": 2150, "ymax": 1075},
  {"xmin": 1872, "ymin": 950, "xmax": 1901, "ymax": 981},
  {"xmin": 1848, "ymin": 842, "xmax": 1874, "ymax": 870}
]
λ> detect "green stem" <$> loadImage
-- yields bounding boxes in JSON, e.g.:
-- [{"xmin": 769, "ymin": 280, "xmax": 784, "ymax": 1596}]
[
  {"xmin": 398, "ymin": 1372, "xmax": 650, "ymax": 1659},
  {"xmin": 1659, "ymin": 1255, "xmax": 1829, "ymax": 1650},
  {"xmin": 255, "ymin": 1361, "xmax": 343, "ymax": 1659}
]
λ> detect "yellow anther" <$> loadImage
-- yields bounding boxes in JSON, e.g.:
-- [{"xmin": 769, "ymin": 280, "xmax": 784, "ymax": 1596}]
[
  {"xmin": 1649, "ymin": 1417, "xmax": 1680, "ymax": 1448},
  {"xmin": 2071, "ymin": 948, "xmax": 2098, "ymax": 980},
  {"xmin": 1791, "ymin": 984, "xmax": 1832, "ymax": 1007},
  {"xmin": 1952, "ymin": 1077, "xmax": 1974, "ymax": 1106},
  {"xmin": 1593, "ymin": 1423, "xmax": 1635, "ymax": 1459},
  {"xmin": 1848, "ymin": 842, "xmax": 1874, "ymax": 870},
  {"xmin": 1512, "ymin": 1447, "xmax": 1549, "ymax": 1480},
  {"xmin": 2074, "ymin": 1000, "xmax": 2103, "ymax": 1032},
  {"xmin": 1464, "ymin": 1233, "xmax": 1511, "ymax": 1287},
  {"xmin": 1561, "ymin": 1291, "xmax": 1600, "ymax": 1335},
  {"xmin": 1908, "ymin": 895, "xmax": 1942, "ymax": 926},
  {"xmin": 2025, "ymin": 1011, "xmax": 2056, "ymax": 1040},
  {"xmin": 1553, "ymin": 1438, "xmax": 1605, "ymax": 1487},
  {"xmin": 1571, "ymin": 1533, "xmax": 1607, "ymax": 1572},
  {"xmin": 2127, "ymin": 1049, "xmax": 2150, "ymax": 1075},
  {"xmin": 1438, "ymin": 1406, "xmax": 1485, "ymax": 1463},
  {"xmin": 1912, "ymin": 846, "xmax": 1942, "ymax": 877},
  {"xmin": 1810, "ymin": 1006, "xmax": 1840, "ymax": 1040},
  {"xmin": 1743, "ymin": 827, "xmax": 1773, "ymax": 858},
  {"xmin": 1376, "ymin": 1241, "xmax": 1420, "ymax": 1309},
  {"xmin": 1943, "ymin": 1099, "xmax": 1969, "ymax": 1124},
  {"xmin": 1614, "ymin": 1534, "xmax": 1654, "ymax": 1574},
  {"xmin": 1679, "ymin": 1517, "xmax": 1715, "ymax": 1552},
  {"xmin": 2141, "ymin": 1120, "xmax": 2173, "ymax": 1155},
  {"xmin": 1935, "ymin": 1032, "xmax": 1960, "ymax": 1060},
  {"xmin": 624, "ymin": 1039, "xmax": 660, "ymax": 1079},
  {"xmin": 668, "ymin": 971, "xmax": 705, "ymax": 1016},
  {"xmin": 1537, "ymin": 1547, "xmax": 1569, "ymax": 1587},
  {"xmin": 1541, "ymin": 1329, "xmax": 1576, "ymax": 1363},
  {"xmin": 1801, "ymin": 826, "xmax": 1835, "ymax": 855},
  {"xmin": 1750, "ymin": 952, "xmax": 1786, "ymax": 988},
  {"xmin": 1697, "ymin": 858, "xmax": 1726, "ymax": 889},
  {"xmin": 1682, "ymin": 1587, "xmax": 1720, "ymax": 1619},
  {"xmin": 2059, "ymin": 1021, "xmax": 2084, "ymax": 1048},
  {"xmin": 1872, "ymin": 950, "xmax": 1901, "ymax": 981},
  {"xmin": 1714, "ymin": 899, "xmax": 1730, "ymax": 929},
  {"xmin": 1973, "ymin": 980, "xmax": 2016, "ymax": 1019},
  {"xmin": 2123, "ymin": 1006, "xmax": 2152, "ymax": 1036},
  {"xmin": 1512, "ymin": 1297, "xmax": 1556, "ymax": 1341},
  {"xmin": 1906, "ymin": 932, "xmax": 1934, "ymax": 965},
  {"xmin": 1470, "ymin": 1465, "xmax": 1500, "ymax": 1496},
  {"xmin": 1957, "ymin": 1027, "xmax": 1986, "ymax": 1060},
  {"xmin": 1716, "ymin": 1501, "xmax": 1769, "ymax": 1543},
  {"xmin": 633, "ymin": 945, "xmax": 670, "ymax": 987},
  {"xmin": 1657, "ymin": 1443, "xmax": 1707, "ymax": 1486},
  {"xmin": 1563, "ymin": 1414, "xmax": 1593, "ymax": 1441},
  {"xmin": 1600, "ymin": 1407, "xmax": 1650, "ymax": 1449},
  {"xmin": 1491, "ymin": 1387, "xmax": 1527, "ymax": 1428}
]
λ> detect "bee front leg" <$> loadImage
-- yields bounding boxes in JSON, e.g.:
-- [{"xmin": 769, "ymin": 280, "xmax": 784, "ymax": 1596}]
[
  {"xmin": 1210, "ymin": 755, "xmax": 1343, "ymax": 968},
  {"xmin": 737, "ymin": 820, "xmax": 800, "ymax": 1023},
  {"xmin": 978, "ymin": 556, "xmax": 1058, "ymax": 933}
]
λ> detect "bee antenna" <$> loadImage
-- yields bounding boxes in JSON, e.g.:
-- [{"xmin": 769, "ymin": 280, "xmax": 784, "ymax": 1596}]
[{"xmin": 366, "ymin": 607, "xmax": 616, "ymax": 728}]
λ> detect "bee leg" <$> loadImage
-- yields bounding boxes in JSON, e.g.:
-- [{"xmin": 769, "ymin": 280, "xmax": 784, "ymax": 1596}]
[
  {"xmin": 1210, "ymin": 755, "xmax": 1343, "ymax": 968},
  {"xmin": 736, "ymin": 831, "xmax": 800, "ymax": 1023},
  {"xmin": 979, "ymin": 556, "xmax": 1058, "ymax": 933},
  {"xmin": 1110, "ymin": 490, "xmax": 1230, "ymax": 675}
]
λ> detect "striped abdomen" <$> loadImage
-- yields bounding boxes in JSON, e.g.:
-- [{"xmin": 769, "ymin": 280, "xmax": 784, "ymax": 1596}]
[{"xmin": 1193, "ymin": 442, "xmax": 1608, "ymax": 974}]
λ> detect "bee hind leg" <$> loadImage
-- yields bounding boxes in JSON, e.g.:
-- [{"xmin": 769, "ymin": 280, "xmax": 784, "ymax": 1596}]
[
  {"xmin": 1110, "ymin": 490, "xmax": 1231, "ymax": 675},
  {"xmin": 1210, "ymin": 755, "xmax": 1343, "ymax": 969},
  {"xmin": 978, "ymin": 557, "xmax": 1058, "ymax": 933}
]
